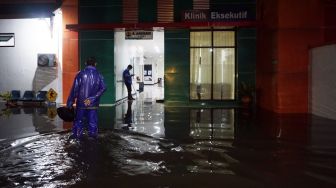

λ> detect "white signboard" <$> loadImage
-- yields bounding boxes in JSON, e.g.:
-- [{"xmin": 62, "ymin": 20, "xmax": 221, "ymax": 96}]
[{"xmin": 125, "ymin": 30, "xmax": 153, "ymax": 40}]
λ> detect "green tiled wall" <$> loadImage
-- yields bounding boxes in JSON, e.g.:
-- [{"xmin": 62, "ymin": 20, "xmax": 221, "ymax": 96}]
[
  {"xmin": 237, "ymin": 28, "xmax": 256, "ymax": 90},
  {"xmin": 79, "ymin": 0, "xmax": 122, "ymax": 24},
  {"xmin": 164, "ymin": 29, "xmax": 190, "ymax": 103},
  {"xmin": 79, "ymin": 31, "xmax": 115, "ymax": 104},
  {"xmin": 237, "ymin": 28, "xmax": 257, "ymax": 106},
  {"xmin": 139, "ymin": 0, "xmax": 157, "ymax": 23}
]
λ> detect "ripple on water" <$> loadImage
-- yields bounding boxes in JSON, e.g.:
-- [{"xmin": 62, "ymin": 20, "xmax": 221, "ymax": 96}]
[
  {"xmin": 0, "ymin": 131, "xmax": 193, "ymax": 187},
  {"xmin": 1, "ymin": 130, "xmax": 335, "ymax": 188}
]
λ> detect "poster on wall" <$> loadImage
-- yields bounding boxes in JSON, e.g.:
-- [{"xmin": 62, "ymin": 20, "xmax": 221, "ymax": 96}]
[
  {"xmin": 144, "ymin": 64, "xmax": 153, "ymax": 82},
  {"xmin": 37, "ymin": 54, "xmax": 56, "ymax": 67}
]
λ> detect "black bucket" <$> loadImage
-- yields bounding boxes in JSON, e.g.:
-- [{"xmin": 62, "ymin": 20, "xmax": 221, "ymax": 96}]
[{"xmin": 57, "ymin": 107, "xmax": 75, "ymax": 122}]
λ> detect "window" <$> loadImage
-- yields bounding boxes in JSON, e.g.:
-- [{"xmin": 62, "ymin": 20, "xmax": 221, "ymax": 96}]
[
  {"xmin": 0, "ymin": 33, "xmax": 15, "ymax": 47},
  {"xmin": 190, "ymin": 30, "xmax": 235, "ymax": 100}
]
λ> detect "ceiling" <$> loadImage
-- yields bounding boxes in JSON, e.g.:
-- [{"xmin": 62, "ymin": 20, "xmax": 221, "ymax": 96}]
[{"xmin": 0, "ymin": 0, "xmax": 63, "ymax": 19}]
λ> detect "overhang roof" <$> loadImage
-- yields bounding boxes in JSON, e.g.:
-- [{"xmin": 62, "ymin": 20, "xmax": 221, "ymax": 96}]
[
  {"xmin": 66, "ymin": 21, "xmax": 258, "ymax": 31},
  {"xmin": 0, "ymin": 0, "xmax": 63, "ymax": 19}
]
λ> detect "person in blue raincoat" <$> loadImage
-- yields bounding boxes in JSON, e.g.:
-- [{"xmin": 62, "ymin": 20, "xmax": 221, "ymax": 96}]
[{"xmin": 67, "ymin": 57, "xmax": 106, "ymax": 138}]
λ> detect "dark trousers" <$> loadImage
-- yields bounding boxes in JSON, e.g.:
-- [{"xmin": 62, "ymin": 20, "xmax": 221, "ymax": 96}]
[
  {"xmin": 73, "ymin": 108, "xmax": 98, "ymax": 138},
  {"xmin": 126, "ymin": 83, "xmax": 132, "ymax": 99}
]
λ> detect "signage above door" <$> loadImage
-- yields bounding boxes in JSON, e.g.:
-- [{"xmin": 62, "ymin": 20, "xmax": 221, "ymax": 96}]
[
  {"xmin": 182, "ymin": 6, "xmax": 255, "ymax": 22},
  {"xmin": 125, "ymin": 30, "xmax": 153, "ymax": 40}
]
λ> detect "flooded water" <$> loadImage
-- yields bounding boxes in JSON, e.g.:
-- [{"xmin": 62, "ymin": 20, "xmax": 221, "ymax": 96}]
[{"xmin": 0, "ymin": 100, "xmax": 336, "ymax": 187}]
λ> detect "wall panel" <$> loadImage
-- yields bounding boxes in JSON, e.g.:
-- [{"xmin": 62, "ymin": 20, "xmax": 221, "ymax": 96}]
[{"xmin": 80, "ymin": 31, "xmax": 115, "ymax": 104}]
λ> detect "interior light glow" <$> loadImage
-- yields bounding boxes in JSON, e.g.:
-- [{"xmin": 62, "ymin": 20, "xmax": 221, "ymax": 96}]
[{"xmin": 154, "ymin": 46, "xmax": 160, "ymax": 53}]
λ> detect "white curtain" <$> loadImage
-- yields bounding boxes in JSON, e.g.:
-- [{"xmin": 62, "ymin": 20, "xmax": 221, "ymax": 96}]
[{"xmin": 190, "ymin": 31, "xmax": 235, "ymax": 100}]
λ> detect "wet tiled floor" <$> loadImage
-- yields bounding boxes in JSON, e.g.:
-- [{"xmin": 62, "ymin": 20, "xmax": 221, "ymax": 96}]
[{"xmin": 0, "ymin": 95, "xmax": 336, "ymax": 187}]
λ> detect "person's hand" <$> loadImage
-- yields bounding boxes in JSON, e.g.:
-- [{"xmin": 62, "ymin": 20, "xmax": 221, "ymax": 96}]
[
  {"xmin": 84, "ymin": 98, "xmax": 91, "ymax": 106},
  {"xmin": 67, "ymin": 103, "xmax": 73, "ymax": 109}
]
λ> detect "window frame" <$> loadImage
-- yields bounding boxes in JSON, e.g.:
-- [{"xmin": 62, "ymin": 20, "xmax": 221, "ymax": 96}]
[
  {"xmin": 189, "ymin": 28, "xmax": 237, "ymax": 101},
  {"xmin": 0, "ymin": 33, "xmax": 15, "ymax": 47}
]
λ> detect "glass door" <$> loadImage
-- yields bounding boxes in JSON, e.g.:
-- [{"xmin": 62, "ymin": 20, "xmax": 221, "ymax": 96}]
[{"xmin": 190, "ymin": 30, "xmax": 235, "ymax": 100}]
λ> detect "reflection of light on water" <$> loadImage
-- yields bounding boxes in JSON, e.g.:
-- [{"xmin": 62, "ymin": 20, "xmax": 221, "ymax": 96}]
[
  {"xmin": 10, "ymin": 135, "xmax": 40, "ymax": 147},
  {"xmin": 6, "ymin": 125, "xmax": 333, "ymax": 187},
  {"xmin": 151, "ymin": 125, "xmax": 161, "ymax": 137},
  {"xmin": 190, "ymin": 109, "xmax": 235, "ymax": 140},
  {"xmin": 2, "ymin": 99, "xmax": 336, "ymax": 187},
  {"xmin": 2, "ymin": 134, "xmax": 78, "ymax": 187}
]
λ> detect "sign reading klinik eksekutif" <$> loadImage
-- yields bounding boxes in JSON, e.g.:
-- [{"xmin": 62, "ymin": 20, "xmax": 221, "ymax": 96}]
[
  {"xmin": 182, "ymin": 7, "xmax": 255, "ymax": 22},
  {"xmin": 125, "ymin": 30, "xmax": 153, "ymax": 40}
]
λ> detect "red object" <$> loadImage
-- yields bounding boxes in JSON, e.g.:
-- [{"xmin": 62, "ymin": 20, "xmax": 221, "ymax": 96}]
[{"xmin": 66, "ymin": 21, "xmax": 258, "ymax": 31}]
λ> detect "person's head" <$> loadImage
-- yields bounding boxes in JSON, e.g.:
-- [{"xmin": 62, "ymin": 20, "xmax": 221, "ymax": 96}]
[
  {"xmin": 86, "ymin": 57, "xmax": 97, "ymax": 66},
  {"xmin": 127, "ymin": 64, "xmax": 133, "ymax": 70}
]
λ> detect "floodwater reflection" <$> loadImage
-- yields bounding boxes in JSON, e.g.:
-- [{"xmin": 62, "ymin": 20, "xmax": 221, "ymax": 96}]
[
  {"xmin": 0, "ymin": 101, "xmax": 336, "ymax": 187},
  {"xmin": 0, "ymin": 104, "xmax": 64, "ymax": 141}
]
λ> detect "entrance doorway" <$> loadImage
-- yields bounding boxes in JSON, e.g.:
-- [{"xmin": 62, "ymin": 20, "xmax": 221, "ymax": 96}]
[{"xmin": 114, "ymin": 28, "xmax": 164, "ymax": 102}]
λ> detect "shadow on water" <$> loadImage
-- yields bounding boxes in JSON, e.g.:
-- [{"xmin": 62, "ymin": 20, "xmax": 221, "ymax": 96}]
[{"xmin": 0, "ymin": 101, "xmax": 336, "ymax": 187}]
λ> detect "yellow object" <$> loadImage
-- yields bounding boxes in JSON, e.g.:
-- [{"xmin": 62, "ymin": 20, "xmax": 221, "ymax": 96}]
[
  {"xmin": 47, "ymin": 88, "xmax": 58, "ymax": 102},
  {"xmin": 47, "ymin": 107, "xmax": 57, "ymax": 119}
]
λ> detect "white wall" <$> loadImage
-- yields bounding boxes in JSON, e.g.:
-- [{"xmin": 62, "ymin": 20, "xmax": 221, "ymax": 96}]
[
  {"xmin": 310, "ymin": 44, "xmax": 336, "ymax": 120},
  {"xmin": 0, "ymin": 10, "xmax": 63, "ymax": 103},
  {"xmin": 114, "ymin": 30, "xmax": 164, "ymax": 102}
]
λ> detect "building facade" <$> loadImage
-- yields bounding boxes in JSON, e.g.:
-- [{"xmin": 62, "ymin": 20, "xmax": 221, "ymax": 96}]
[
  {"xmin": 1, "ymin": 0, "xmax": 335, "ymax": 115},
  {"xmin": 64, "ymin": 0, "xmax": 257, "ymax": 107}
]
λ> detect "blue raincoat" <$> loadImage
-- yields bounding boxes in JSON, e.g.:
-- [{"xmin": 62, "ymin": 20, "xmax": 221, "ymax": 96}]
[{"xmin": 67, "ymin": 65, "xmax": 106, "ymax": 138}]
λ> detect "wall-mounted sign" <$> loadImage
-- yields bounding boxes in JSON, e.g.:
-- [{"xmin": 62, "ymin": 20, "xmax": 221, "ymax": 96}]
[
  {"xmin": 125, "ymin": 30, "xmax": 153, "ymax": 40},
  {"xmin": 182, "ymin": 6, "xmax": 255, "ymax": 22},
  {"xmin": 182, "ymin": 10, "xmax": 209, "ymax": 22},
  {"xmin": 210, "ymin": 10, "xmax": 249, "ymax": 21},
  {"xmin": 47, "ymin": 88, "xmax": 57, "ymax": 102}
]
